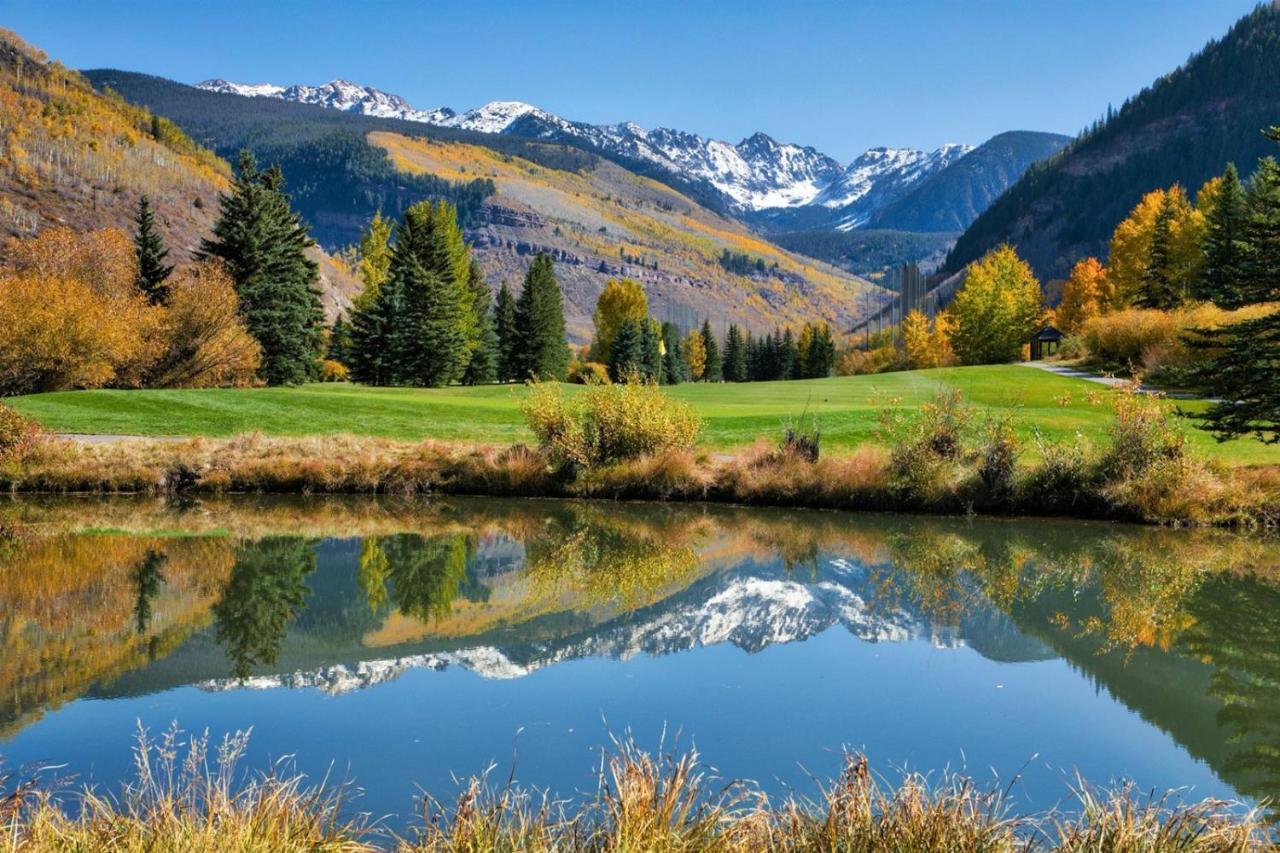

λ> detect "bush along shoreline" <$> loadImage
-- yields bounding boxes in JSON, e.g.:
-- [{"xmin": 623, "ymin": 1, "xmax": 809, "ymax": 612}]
[
  {"xmin": 1, "ymin": 382, "xmax": 1277, "ymax": 529},
  {"xmin": 1, "ymin": 727, "xmax": 1275, "ymax": 851}
]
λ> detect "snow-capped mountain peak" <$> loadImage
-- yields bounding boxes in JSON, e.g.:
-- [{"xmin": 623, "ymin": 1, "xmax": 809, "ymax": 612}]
[
  {"xmin": 439, "ymin": 100, "xmax": 559, "ymax": 134},
  {"xmin": 197, "ymin": 78, "xmax": 285, "ymax": 98},
  {"xmin": 196, "ymin": 77, "xmax": 453, "ymax": 124},
  {"xmin": 195, "ymin": 75, "xmax": 974, "ymax": 220}
]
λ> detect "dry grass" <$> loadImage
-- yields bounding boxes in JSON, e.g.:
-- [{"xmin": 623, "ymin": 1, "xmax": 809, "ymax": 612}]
[
  {"xmin": 4, "ymin": 731, "xmax": 1274, "ymax": 852},
  {"xmin": 2, "ymin": 387, "xmax": 1278, "ymax": 528},
  {"xmin": 4, "ymin": 725, "xmax": 373, "ymax": 852}
]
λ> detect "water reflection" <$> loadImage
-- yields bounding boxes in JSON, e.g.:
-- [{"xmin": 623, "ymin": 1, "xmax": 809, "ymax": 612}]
[{"xmin": 2, "ymin": 496, "xmax": 1280, "ymax": 811}]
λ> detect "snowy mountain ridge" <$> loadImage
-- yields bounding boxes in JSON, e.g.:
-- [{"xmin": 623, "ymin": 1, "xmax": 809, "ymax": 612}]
[
  {"xmin": 198, "ymin": 571, "xmax": 934, "ymax": 696},
  {"xmin": 195, "ymin": 77, "xmax": 970, "ymax": 216}
]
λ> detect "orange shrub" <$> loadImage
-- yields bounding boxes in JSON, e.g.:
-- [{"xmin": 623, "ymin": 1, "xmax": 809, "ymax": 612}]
[
  {"xmin": 149, "ymin": 262, "xmax": 262, "ymax": 388},
  {"xmin": 0, "ymin": 272, "xmax": 148, "ymax": 394}
]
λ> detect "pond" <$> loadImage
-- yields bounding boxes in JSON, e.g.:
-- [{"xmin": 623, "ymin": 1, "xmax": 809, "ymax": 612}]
[{"xmin": 1, "ymin": 496, "xmax": 1278, "ymax": 825}]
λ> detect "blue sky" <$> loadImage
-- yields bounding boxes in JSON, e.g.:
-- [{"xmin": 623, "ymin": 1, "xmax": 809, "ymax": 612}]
[{"xmin": 8, "ymin": 0, "xmax": 1259, "ymax": 161}]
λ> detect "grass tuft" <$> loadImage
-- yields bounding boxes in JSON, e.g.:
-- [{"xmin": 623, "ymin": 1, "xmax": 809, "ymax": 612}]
[{"xmin": 6, "ymin": 733, "xmax": 1274, "ymax": 851}]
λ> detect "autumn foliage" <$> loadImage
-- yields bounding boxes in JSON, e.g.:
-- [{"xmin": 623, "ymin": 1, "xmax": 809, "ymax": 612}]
[{"xmin": 0, "ymin": 227, "xmax": 260, "ymax": 395}]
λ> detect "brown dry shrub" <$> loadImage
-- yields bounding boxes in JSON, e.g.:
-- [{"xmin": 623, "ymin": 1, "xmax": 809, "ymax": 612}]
[
  {"xmin": 0, "ymin": 402, "xmax": 42, "ymax": 463},
  {"xmin": 573, "ymin": 449, "xmax": 709, "ymax": 500}
]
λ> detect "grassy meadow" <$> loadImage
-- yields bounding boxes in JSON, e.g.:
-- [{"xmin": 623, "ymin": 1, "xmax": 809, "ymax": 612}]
[{"xmin": 8, "ymin": 365, "xmax": 1279, "ymax": 466}]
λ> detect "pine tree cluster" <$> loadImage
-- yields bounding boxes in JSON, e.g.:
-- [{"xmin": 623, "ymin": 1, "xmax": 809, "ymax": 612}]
[
  {"xmin": 1194, "ymin": 129, "xmax": 1280, "ymax": 443},
  {"xmin": 335, "ymin": 204, "xmax": 568, "ymax": 387}
]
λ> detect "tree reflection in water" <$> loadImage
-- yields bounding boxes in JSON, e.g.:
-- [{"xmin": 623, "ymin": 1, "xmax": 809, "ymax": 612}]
[{"xmin": 213, "ymin": 538, "xmax": 315, "ymax": 680}]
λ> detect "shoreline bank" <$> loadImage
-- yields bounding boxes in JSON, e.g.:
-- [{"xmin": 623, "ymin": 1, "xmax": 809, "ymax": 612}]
[{"xmin": 2, "ymin": 433, "xmax": 1277, "ymax": 529}]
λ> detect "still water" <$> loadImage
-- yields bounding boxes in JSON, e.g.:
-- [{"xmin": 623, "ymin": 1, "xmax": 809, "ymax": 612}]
[{"xmin": 1, "ymin": 496, "xmax": 1277, "ymax": 823}]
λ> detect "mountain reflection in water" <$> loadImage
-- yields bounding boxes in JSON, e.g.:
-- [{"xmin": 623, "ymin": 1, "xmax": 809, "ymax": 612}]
[{"xmin": 1, "ymin": 496, "xmax": 1279, "ymax": 818}]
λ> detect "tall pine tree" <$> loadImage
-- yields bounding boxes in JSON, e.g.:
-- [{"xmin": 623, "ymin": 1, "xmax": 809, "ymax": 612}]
[
  {"xmin": 462, "ymin": 260, "xmax": 498, "ymax": 385},
  {"xmin": 661, "ymin": 322, "xmax": 684, "ymax": 385},
  {"xmin": 723, "ymin": 325, "xmax": 748, "ymax": 382},
  {"xmin": 513, "ymin": 253, "xmax": 569, "ymax": 381},
  {"xmin": 701, "ymin": 320, "xmax": 722, "ymax": 382},
  {"xmin": 392, "ymin": 202, "xmax": 472, "ymax": 387},
  {"xmin": 133, "ymin": 194, "xmax": 173, "ymax": 305},
  {"xmin": 1137, "ymin": 192, "xmax": 1180, "ymax": 309},
  {"xmin": 1197, "ymin": 163, "xmax": 1250, "ymax": 307},
  {"xmin": 200, "ymin": 152, "xmax": 324, "ymax": 385},
  {"xmin": 608, "ymin": 318, "xmax": 646, "ymax": 381},
  {"xmin": 493, "ymin": 282, "xmax": 518, "ymax": 382},
  {"xmin": 349, "ymin": 274, "xmax": 404, "ymax": 385}
]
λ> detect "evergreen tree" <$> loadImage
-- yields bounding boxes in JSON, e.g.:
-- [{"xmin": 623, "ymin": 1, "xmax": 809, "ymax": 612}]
[
  {"xmin": 493, "ymin": 282, "xmax": 518, "ymax": 382},
  {"xmin": 349, "ymin": 274, "xmax": 404, "ymax": 385},
  {"xmin": 641, "ymin": 319, "xmax": 663, "ymax": 382},
  {"xmin": 461, "ymin": 260, "xmax": 497, "ymax": 385},
  {"xmin": 808, "ymin": 323, "xmax": 837, "ymax": 377},
  {"xmin": 199, "ymin": 152, "xmax": 325, "ymax": 385},
  {"xmin": 513, "ymin": 253, "xmax": 569, "ymax": 380},
  {"xmin": 701, "ymin": 320, "xmax": 722, "ymax": 381},
  {"xmin": 608, "ymin": 317, "xmax": 646, "ymax": 381},
  {"xmin": 133, "ymin": 194, "xmax": 172, "ymax": 305},
  {"xmin": 1195, "ymin": 133, "xmax": 1280, "ymax": 444},
  {"xmin": 723, "ymin": 325, "xmax": 748, "ymax": 382},
  {"xmin": 780, "ymin": 328, "xmax": 798, "ymax": 380},
  {"xmin": 326, "ymin": 316, "xmax": 353, "ymax": 366},
  {"xmin": 372, "ymin": 202, "xmax": 472, "ymax": 387},
  {"xmin": 661, "ymin": 322, "xmax": 684, "ymax": 385},
  {"xmin": 1197, "ymin": 163, "xmax": 1250, "ymax": 306},
  {"xmin": 353, "ymin": 211, "xmax": 393, "ymax": 310},
  {"xmin": 1137, "ymin": 192, "xmax": 1181, "ymax": 309},
  {"xmin": 1243, "ymin": 155, "xmax": 1280, "ymax": 305}
]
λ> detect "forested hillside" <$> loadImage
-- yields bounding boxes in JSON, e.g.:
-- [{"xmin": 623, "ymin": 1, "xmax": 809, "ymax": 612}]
[
  {"xmin": 0, "ymin": 30, "xmax": 226, "ymax": 254},
  {"xmin": 772, "ymin": 229, "xmax": 956, "ymax": 276},
  {"xmin": 869, "ymin": 131, "xmax": 1070, "ymax": 233},
  {"xmin": 945, "ymin": 3, "xmax": 1280, "ymax": 279}
]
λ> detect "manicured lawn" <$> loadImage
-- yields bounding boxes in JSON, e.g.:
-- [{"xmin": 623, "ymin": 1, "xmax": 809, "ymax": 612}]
[{"xmin": 8, "ymin": 365, "xmax": 1279, "ymax": 465}]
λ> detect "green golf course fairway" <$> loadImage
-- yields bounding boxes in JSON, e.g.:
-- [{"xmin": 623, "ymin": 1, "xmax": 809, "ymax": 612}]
[{"xmin": 8, "ymin": 365, "xmax": 1278, "ymax": 465}]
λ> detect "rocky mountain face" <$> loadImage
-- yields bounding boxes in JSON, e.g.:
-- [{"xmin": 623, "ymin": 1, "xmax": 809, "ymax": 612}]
[{"xmin": 195, "ymin": 78, "xmax": 979, "ymax": 226}]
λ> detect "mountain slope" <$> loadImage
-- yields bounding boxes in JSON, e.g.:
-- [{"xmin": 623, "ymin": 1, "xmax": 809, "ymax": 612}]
[
  {"xmin": 85, "ymin": 69, "xmax": 885, "ymax": 335},
  {"xmin": 0, "ymin": 35, "xmax": 360, "ymax": 319},
  {"xmin": 89, "ymin": 69, "xmax": 548, "ymax": 249},
  {"xmin": 945, "ymin": 4, "xmax": 1280, "ymax": 279},
  {"xmin": 373, "ymin": 132, "xmax": 884, "ymax": 339},
  {"xmin": 869, "ymin": 131, "xmax": 1071, "ymax": 233},
  {"xmin": 0, "ymin": 30, "xmax": 226, "ymax": 254}
]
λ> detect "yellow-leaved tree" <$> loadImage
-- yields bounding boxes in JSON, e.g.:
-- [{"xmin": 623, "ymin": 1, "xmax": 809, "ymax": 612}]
[
  {"xmin": 901, "ymin": 310, "xmax": 955, "ymax": 369},
  {"xmin": 950, "ymin": 245, "xmax": 1043, "ymax": 364},
  {"xmin": 589, "ymin": 278, "xmax": 648, "ymax": 363},
  {"xmin": 353, "ymin": 211, "xmax": 393, "ymax": 311},
  {"xmin": 1107, "ymin": 186, "xmax": 1205, "ymax": 307},
  {"xmin": 1056, "ymin": 257, "xmax": 1109, "ymax": 333},
  {"xmin": 681, "ymin": 328, "xmax": 707, "ymax": 380}
]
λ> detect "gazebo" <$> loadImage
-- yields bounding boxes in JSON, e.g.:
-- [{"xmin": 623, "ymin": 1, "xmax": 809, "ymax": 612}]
[{"xmin": 1030, "ymin": 325, "xmax": 1064, "ymax": 360}]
